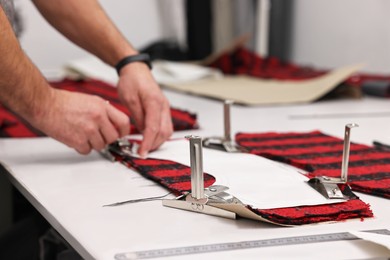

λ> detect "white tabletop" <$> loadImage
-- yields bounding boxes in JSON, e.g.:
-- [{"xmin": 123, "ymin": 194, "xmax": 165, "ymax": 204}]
[{"xmin": 1, "ymin": 90, "xmax": 390, "ymax": 260}]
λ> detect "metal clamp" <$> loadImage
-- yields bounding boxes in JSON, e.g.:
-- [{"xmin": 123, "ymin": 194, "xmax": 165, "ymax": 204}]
[
  {"xmin": 100, "ymin": 138, "xmax": 140, "ymax": 161},
  {"xmin": 203, "ymin": 100, "xmax": 245, "ymax": 153},
  {"xmin": 163, "ymin": 135, "xmax": 241, "ymax": 219},
  {"xmin": 308, "ymin": 123, "xmax": 359, "ymax": 199}
]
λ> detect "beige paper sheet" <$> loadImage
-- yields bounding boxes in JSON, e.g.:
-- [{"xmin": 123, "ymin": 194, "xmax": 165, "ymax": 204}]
[{"xmin": 162, "ymin": 64, "xmax": 363, "ymax": 106}]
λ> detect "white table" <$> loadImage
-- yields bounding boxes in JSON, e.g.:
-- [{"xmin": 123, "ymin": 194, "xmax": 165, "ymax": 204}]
[{"xmin": 1, "ymin": 90, "xmax": 389, "ymax": 260}]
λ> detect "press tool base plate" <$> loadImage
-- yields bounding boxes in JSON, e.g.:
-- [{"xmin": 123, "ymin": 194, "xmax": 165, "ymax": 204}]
[
  {"xmin": 307, "ymin": 177, "xmax": 357, "ymax": 200},
  {"xmin": 162, "ymin": 185, "xmax": 241, "ymax": 219}
]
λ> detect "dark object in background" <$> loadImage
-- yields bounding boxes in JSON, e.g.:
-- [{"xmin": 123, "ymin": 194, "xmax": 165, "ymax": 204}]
[
  {"xmin": 0, "ymin": 211, "xmax": 49, "ymax": 260},
  {"xmin": 268, "ymin": 0, "xmax": 293, "ymax": 61},
  {"xmin": 186, "ymin": 0, "xmax": 213, "ymax": 60},
  {"xmin": 142, "ymin": 0, "xmax": 294, "ymax": 63},
  {"xmin": 140, "ymin": 41, "xmax": 188, "ymax": 61},
  {"xmin": 361, "ymin": 80, "xmax": 390, "ymax": 97}
]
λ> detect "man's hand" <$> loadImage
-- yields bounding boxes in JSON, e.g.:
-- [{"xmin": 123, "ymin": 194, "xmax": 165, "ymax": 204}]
[
  {"xmin": 1, "ymin": 5, "xmax": 130, "ymax": 155},
  {"xmin": 34, "ymin": 89, "xmax": 130, "ymax": 154},
  {"xmin": 27, "ymin": 0, "xmax": 173, "ymax": 155},
  {"xmin": 117, "ymin": 63, "xmax": 173, "ymax": 157}
]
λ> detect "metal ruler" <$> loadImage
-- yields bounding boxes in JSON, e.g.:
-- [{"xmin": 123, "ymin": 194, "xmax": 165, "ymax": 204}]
[{"xmin": 114, "ymin": 229, "xmax": 390, "ymax": 260}]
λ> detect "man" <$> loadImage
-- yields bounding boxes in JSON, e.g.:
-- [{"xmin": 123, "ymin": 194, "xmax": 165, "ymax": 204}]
[
  {"xmin": 0, "ymin": 0, "xmax": 173, "ymax": 158},
  {"xmin": 1, "ymin": 1, "xmax": 174, "ymax": 258}
]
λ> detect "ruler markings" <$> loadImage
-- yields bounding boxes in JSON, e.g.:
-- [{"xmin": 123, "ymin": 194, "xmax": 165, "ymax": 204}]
[{"xmin": 114, "ymin": 229, "xmax": 390, "ymax": 260}]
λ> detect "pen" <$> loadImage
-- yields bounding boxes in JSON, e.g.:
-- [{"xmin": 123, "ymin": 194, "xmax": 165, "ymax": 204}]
[{"xmin": 373, "ymin": 140, "xmax": 390, "ymax": 151}]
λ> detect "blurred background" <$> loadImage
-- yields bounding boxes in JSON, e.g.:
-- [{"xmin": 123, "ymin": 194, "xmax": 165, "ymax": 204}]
[{"xmin": 16, "ymin": 0, "xmax": 390, "ymax": 74}]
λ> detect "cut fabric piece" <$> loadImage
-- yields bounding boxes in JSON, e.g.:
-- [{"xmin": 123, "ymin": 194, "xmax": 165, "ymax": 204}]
[
  {"xmin": 208, "ymin": 46, "xmax": 390, "ymax": 92},
  {"xmin": 252, "ymin": 199, "xmax": 371, "ymax": 226},
  {"xmin": 111, "ymin": 154, "xmax": 215, "ymax": 195},
  {"xmin": 107, "ymin": 141, "xmax": 372, "ymax": 226},
  {"xmin": 236, "ymin": 131, "xmax": 390, "ymax": 199},
  {"xmin": 209, "ymin": 46, "xmax": 327, "ymax": 80},
  {"xmin": 0, "ymin": 78, "xmax": 198, "ymax": 138}
]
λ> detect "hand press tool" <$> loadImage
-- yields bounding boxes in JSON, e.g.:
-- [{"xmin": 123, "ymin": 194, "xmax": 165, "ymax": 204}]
[
  {"xmin": 202, "ymin": 100, "xmax": 246, "ymax": 153},
  {"xmin": 162, "ymin": 135, "xmax": 243, "ymax": 219},
  {"xmin": 308, "ymin": 123, "xmax": 359, "ymax": 200}
]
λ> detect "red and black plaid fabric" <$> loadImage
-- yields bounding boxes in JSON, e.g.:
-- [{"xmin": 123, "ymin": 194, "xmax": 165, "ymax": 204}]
[
  {"xmin": 209, "ymin": 47, "xmax": 327, "ymax": 80},
  {"xmin": 113, "ymin": 155, "xmax": 215, "ymax": 195},
  {"xmin": 252, "ymin": 199, "xmax": 371, "ymax": 225},
  {"xmin": 108, "ymin": 141, "xmax": 372, "ymax": 226},
  {"xmin": 0, "ymin": 78, "xmax": 198, "ymax": 137},
  {"xmin": 209, "ymin": 47, "xmax": 390, "ymax": 90},
  {"xmin": 236, "ymin": 131, "xmax": 390, "ymax": 199}
]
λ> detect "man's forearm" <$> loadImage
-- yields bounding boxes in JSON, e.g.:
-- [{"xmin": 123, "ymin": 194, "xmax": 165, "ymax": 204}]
[
  {"xmin": 0, "ymin": 7, "xmax": 53, "ymax": 122},
  {"xmin": 32, "ymin": 0, "xmax": 137, "ymax": 67},
  {"xmin": 30, "ymin": 0, "xmax": 174, "ymax": 156}
]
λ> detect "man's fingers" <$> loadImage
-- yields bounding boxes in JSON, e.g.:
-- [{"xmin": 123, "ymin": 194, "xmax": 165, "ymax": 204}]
[
  {"xmin": 88, "ymin": 131, "xmax": 106, "ymax": 151},
  {"xmin": 149, "ymin": 102, "xmax": 173, "ymax": 151},
  {"xmin": 81, "ymin": 102, "xmax": 130, "ymax": 153},
  {"xmin": 75, "ymin": 142, "xmax": 92, "ymax": 155},
  {"xmin": 105, "ymin": 103, "xmax": 131, "ymax": 138},
  {"xmin": 116, "ymin": 69, "xmax": 173, "ymax": 157},
  {"xmin": 137, "ymin": 101, "xmax": 162, "ymax": 157},
  {"xmin": 98, "ymin": 118, "xmax": 119, "ymax": 146},
  {"xmin": 138, "ymin": 124, "xmax": 158, "ymax": 158},
  {"xmin": 121, "ymin": 95, "xmax": 145, "ymax": 132},
  {"xmin": 137, "ymin": 98, "xmax": 173, "ymax": 157}
]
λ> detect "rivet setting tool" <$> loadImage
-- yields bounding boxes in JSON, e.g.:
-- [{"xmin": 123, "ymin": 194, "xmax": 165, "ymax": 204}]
[
  {"xmin": 101, "ymin": 138, "xmax": 140, "ymax": 161},
  {"xmin": 308, "ymin": 123, "xmax": 359, "ymax": 199},
  {"xmin": 162, "ymin": 135, "xmax": 242, "ymax": 219}
]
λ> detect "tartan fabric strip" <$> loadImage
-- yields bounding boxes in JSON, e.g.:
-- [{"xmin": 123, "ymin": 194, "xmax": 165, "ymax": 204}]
[
  {"xmin": 236, "ymin": 131, "xmax": 390, "ymax": 199},
  {"xmin": 0, "ymin": 78, "xmax": 198, "ymax": 137},
  {"xmin": 253, "ymin": 199, "xmax": 372, "ymax": 226},
  {"xmin": 109, "ymin": 142, "xmax": 372, "ymax": 225},
  {"xmin": 0, "ymin": 108, "xmax": 45, "ymax": 137},
  {"xmin": 111, "ymin": 154, "xmax": 216, "ymax": 195}
]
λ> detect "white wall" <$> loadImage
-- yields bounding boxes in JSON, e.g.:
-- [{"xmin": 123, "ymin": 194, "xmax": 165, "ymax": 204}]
[
  {"xmin": 17, "ymin": 0, "xmax": 390, "ymax": 75},
  {"xmin": 290, "ymin": 0, "xmax": 390, "ymax": 73},
  {"xmin": 17, "ymin": 0, "xmax": 164, "ymax": 72}
]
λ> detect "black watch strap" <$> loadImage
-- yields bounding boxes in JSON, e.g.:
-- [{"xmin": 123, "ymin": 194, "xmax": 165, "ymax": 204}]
[{"xmin": 115, "ymin": 53, "xmax": 152, "ymax": 75}]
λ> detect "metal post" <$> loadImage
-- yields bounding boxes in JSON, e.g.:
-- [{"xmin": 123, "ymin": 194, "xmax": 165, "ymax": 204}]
[
  {"xmin": 186, "ymin": 135, "xmax": 204, "ymax": 199},
  {"xmin": 224, "ymin": 100, "xmax": 233, "ymax": 142},
  {"xmin": 341, "ymin": 123, "xmax": 359, "ymax": 182}
]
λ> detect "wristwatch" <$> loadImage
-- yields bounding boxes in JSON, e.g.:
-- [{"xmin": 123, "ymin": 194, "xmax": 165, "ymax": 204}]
[{"xmin": 115, "ymin": 53, "xmax": 152, "ymax": 75}]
